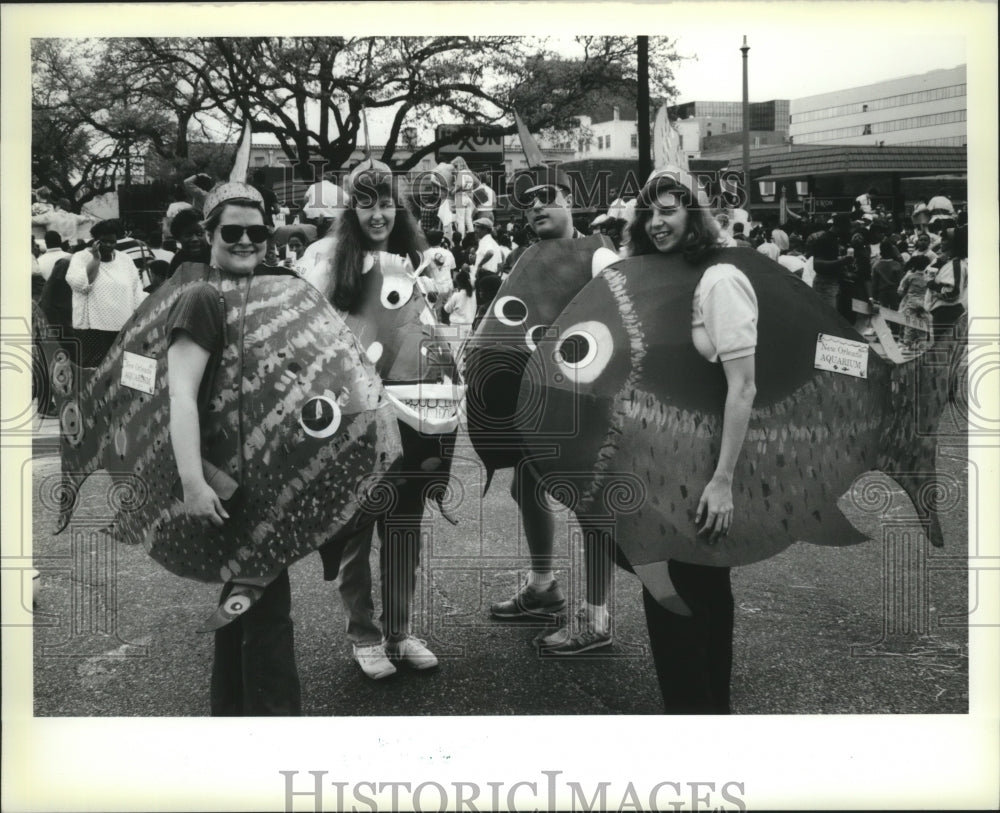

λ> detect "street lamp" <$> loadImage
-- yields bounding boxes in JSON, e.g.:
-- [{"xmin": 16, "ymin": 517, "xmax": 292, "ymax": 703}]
[{"xmin": 740, "ymin": 36, "xmax": 751, "ymax": 218}]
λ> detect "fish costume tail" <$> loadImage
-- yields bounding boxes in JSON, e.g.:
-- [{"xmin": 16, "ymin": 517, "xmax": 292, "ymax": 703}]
[
  {"xmin": 878, "ymin": 313, "xmax": 967, "ymax": 548},
  {"xmin": 50, "ymin": 340, "xmax": 115, "ymax": 534}
]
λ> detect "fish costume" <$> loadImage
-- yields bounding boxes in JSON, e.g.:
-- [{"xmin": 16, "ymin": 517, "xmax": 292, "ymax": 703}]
[
  {"xmin": 514, "ymin": 248, "xmax": 960, "ymax": 613},
  {"xmin": 339, "ymin": 248, "xmax": 464, "ymax": 518},
  {"xmin": 53, "ymin": 134, "xmax": 403, "ymax": 630},
  {"xmin": 463, "ymin": 234, "xmax": 615, "ymax": 483}
]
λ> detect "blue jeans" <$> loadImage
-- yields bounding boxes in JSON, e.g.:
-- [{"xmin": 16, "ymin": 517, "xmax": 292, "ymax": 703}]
[{"xmin": 336, "ymin": 484, "xmax": 425, "ymax": 645}]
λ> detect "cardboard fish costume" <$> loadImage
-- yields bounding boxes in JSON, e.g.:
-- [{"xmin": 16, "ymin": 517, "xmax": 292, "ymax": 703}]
[
  {"xmin": 515, "ymin": 248, "xmax": 959, "ymax": 612},
  {"xmin": 464, "ymin": 234, "xmax": 615, "ymax": 481},
  {"xmin": 52, "ymin": 258, "xmax": 403, "ymax": 624},
  {"xmin": 341, "ymin": 249, "xmax": 464, "ymax": 517}
]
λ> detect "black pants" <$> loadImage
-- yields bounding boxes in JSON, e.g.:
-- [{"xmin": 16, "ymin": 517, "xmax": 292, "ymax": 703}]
[
  {"xmin": 210, "ymin": 569, "xmax": 301, "ymax": 716},
  {"xmin": 641, "ymin": 560, "xmax": 734, "ymax": 715}
]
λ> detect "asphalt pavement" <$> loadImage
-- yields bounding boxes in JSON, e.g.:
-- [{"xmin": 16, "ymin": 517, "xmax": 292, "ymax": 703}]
[{"xmin": 30, "ymin": 408, "xmax": 969, "ymax": 717}]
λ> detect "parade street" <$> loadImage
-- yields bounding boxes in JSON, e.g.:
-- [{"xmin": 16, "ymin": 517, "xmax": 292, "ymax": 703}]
[{"xmin": 30, "ymin": 410, "xmax": 968, "ymax": 717}]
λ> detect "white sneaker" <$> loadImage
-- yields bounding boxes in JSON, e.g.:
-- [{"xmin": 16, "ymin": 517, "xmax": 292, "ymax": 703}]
[
  {"xmin": 353, "ymin": 642, "xmax": 397, "ymax": 680},
  {"xmin": 386, "ymin": 636, "xmax": 439, "ymax": 670}
]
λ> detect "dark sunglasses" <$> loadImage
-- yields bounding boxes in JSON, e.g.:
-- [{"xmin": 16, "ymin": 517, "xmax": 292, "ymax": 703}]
[
  {"xmin": 521, "ymin": 186, "xmax": 561, "ymax": 208},
  {"xmin": 218, "ymin": 224, "xmax": 270, "ymax": 244}
]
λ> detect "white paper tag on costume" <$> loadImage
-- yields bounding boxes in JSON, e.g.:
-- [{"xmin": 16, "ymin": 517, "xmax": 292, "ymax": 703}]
[
  {"xmin": 814, "ymin": 333, "xmax": 869, "ymax": 379},
  {"xmin": 121, "ymin": 351, "xmax": 157, "ymax": 394}
]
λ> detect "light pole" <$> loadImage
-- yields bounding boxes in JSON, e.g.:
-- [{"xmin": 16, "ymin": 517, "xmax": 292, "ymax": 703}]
[
  {"xmin": 637, "ymin": 36, "xmax": 651, "ymax": 183},
  {"xmin": 740, "ymin": 36, "xmax": 751, "ymax": 218}
]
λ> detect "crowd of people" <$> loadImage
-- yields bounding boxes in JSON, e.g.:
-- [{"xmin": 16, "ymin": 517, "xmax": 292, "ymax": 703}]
[{"xmin": 30, "ymin": 157, "xmax": 969, "ymax": 716}]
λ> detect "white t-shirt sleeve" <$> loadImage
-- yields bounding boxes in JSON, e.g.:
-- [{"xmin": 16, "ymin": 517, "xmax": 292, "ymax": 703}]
[{"xmin": 692, "ymin": 263, "xmax": 758, "ymax": 363}]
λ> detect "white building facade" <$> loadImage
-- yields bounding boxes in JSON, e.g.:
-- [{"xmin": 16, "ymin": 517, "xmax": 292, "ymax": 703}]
[{"xmin": 788, "ymin": 65, "xmax": 966, "ymax": 147}]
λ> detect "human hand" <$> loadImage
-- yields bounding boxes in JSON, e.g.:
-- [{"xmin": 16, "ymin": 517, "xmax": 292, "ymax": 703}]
[
  {"xmin": 695, "ymin": 474, "xmax": 734, "ymax": 543},
  {"xmin": 181, "ymin": 479, "xmax": 230, "ymax": 527}
]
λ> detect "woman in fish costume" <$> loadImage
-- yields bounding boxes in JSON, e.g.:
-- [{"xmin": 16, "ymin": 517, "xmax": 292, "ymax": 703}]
[
  {"xmin": 517, "ymin": 168, "xmax": 957, "ymax": 712},
  {"xmin": 315, "ymin": 159, "xmax": 463, "ymax": 680},
  {"xmin": 52, "ymin": 123, "xmax": 403, "ymax": 714}
]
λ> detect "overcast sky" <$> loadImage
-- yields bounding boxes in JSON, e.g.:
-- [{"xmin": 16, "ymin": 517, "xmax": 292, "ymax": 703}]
[{"xmin": 668, "ymin": 30, "xmax": 966, "ymax": 102}]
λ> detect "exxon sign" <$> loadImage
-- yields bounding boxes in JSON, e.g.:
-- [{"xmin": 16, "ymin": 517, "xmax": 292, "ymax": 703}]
[{"xmin": 435, "ymin": 124, "xmax": 505, "ymax": 164}]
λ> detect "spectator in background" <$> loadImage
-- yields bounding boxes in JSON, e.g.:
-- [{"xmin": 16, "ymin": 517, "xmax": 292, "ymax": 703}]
[
  {"xmin": 756, "ymin": 229, "xmax": 782, "ymax": 262},
  {"xmin": 31, "ymin": 197, "xmax": 95, "ymax": 247},
  {"xmin": 39, "ymin": 254, "xmax": 75, "ymax": 353},
  {"xmin": 777, "ymin": 234, "xmax": 807, "ymax": 278},
  {"xmin": 897, "ymin": 254, "xmax": 932, "ymax": 351},
  {"xmin": 910, "ymin": 232, "xmax": 938, "ymax": 268},
  {"xmin": 168, "ymin": 209, "xmax": 210, "ymax": 276},
  {"xmin": 183, "ymin": 173, "xmax": 214, "ymax": 212},
  {"xmin": 730, "ymin": 222, "xmax": 752, "ymax": 248},
  {"xmin": 422, "ymin": 229, "xmax": 457, "ymax": 323},
  {"xmin": 251, "ymin": 169, "xmax": 280, "ymax": 227},
  {"xmin": 471, "ymin": 217, "xmax": 501, "ymax": 283},
  {"xmin": 871, "ymin": 251, "xmax": 904, "ymax": 311},
  {"xmin": 65, "ymin": 219, "xmax": 145, "ymax": 367},
  {"xmin": 459, "ymin": 232, "xmax": 479, "ymax": 272},
  {"xmin": 444, "ymin": 269, "xmax": 476, "ymax": 343},
  {"xmin": 37, "ymin": 230, "xmax": 71, "ymax": 281},
  {"xmin": 146, "ymin": 231, "xmax": 175, "ymax": 264},
  {"xmin": 298, "ymin": 181, "xmax": 347, "ymax": 291},
  {"xmin": 809, "ymin": 213, "xmax": 853, "ymax": 312},
  {"xmin": 925, "ymin": 224, "xmax": 967, "ymax": 343},
  {"xmin": 162, "ymin": 185, "xmax": 194, "ymax": 241},
  {"xmin": 495, "ymin": 231, "xmax": 513, "ymax": 265}
]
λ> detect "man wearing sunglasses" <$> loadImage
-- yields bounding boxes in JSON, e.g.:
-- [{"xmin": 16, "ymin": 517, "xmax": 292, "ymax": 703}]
[
  {"xmin": 499, "ymin": 166, "xmax": 581, "ymax": 276},
  {"xmin": 490, "ymin": 165, "xmax": 589, "ymax": 643}
]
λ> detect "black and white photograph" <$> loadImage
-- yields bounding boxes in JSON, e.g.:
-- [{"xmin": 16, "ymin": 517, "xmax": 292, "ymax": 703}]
[{"xmin": 2, "ymin": 2, "xmax": 997, "ymax": 811}]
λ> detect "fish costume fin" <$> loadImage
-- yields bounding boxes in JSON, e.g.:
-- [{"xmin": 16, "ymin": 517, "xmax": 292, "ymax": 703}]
[
  {"xmin": 51, "ymin": 342, "xmax": 112, "ymax": 534},
  {"xmin": 632, "ymin": 561, "xmax": 693, "ymax": 617},
  {"xmin": 196, "ymin": 575, "xmax": 274, "ymax": 633}
]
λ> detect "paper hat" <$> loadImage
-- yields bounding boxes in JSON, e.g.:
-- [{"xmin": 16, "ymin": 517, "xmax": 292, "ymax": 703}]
[
  {"xmin": 639, "ymin": 165, "xmax": 708, "ymax": 207},
  {"xmin": 346, "ymin": 158, "xmax": 393, "ymax": 196},
  {"xmin": 203, "ymin": 182, "xmax": 266, "ymax": 221}
]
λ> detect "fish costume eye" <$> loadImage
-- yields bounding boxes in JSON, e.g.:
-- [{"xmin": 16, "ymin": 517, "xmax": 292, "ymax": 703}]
[
  {"xmin": 553, "ymin": 321, "xmax": 613, "ymax": 384},
  {"xmin": 299, "ymin": 396, "xmax": 342, "ymax": 438},
  {"xmin": 380, "ymin": 276, "xmax": 413, "ymax": 310},
  {"xmin": 494, "ymin": 295, "xmax": 528, "ymax": 326},
  {"xmin": 525, "ymin": 324, "xmax": 549, "ymax": 352}
]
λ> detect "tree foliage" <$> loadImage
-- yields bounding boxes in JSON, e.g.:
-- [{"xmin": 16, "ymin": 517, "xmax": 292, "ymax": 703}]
[{"xmin": 32, "ymin": 35, "xmax": 682, "ymax": 201}]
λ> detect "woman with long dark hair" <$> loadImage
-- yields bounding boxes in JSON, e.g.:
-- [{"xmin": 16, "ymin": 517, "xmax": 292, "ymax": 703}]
[
  {"xmin": 622, "ymin": 168, "xmax": 748, "ymax": 713},
  {"xmin": 320, "ymin": 161, "xmax": 438, "ymax": 680}
]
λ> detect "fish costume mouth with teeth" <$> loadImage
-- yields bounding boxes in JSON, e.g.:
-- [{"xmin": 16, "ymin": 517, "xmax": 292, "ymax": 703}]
[
  {"xmin": 514, "ymin": 248, "xmax": 962, "ymax": 614},
  {"xmin": 52, "ymin": 257, "xmax": 403, "ymax": 630},
  {"xmin": 339, "ymin": 249, "xmax": 464, "ymax": 518}
]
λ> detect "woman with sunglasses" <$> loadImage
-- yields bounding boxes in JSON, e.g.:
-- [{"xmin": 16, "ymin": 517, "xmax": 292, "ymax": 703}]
[
  {"xmin": 320, "ymin": 160, "xmax": 439, "ymax": 680},
  {"xmin": 622, "ymin": 168, "xmax": 750, "ymax": 713},
  {"xmin": 166, "ymin": 183, "xmax": 302, "ymax": 714}
]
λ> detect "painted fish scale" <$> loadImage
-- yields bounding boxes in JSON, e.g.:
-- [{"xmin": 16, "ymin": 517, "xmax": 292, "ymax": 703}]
[{"xmin": 59, "ymin": 263, "xmax": 402, "ymax": 584}]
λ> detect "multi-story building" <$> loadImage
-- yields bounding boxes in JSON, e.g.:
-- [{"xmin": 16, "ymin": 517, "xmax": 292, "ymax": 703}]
[
  {"xmin": 667, "ymin": 99, "xmax": 790, "ymax": 139},
  {"xmin": 788, "ymin": 65, "xmax": 966, "ymax": 147}
]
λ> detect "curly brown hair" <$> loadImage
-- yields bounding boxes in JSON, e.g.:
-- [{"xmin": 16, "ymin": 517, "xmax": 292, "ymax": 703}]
[{"xmin": 626, "ymin": 178, "xmax": 722, "ymax": 263}]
